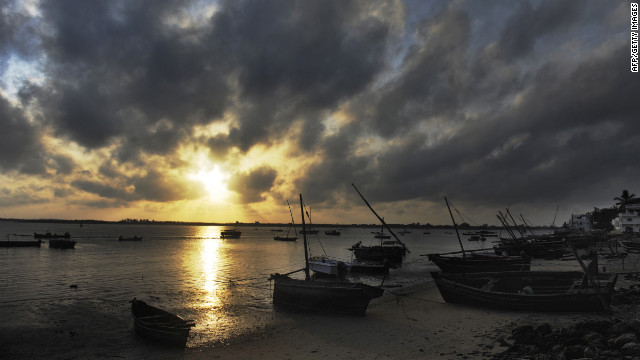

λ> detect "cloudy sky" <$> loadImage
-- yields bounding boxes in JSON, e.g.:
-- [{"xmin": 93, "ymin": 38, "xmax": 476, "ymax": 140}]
[{"xmin": 0, "ymin": 0, "xmax": 638, "ymax": 226}]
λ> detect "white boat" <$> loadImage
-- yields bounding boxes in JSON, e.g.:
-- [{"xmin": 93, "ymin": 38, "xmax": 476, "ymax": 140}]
[{"xmin": 308, "ymin": 256, "xmax": 347, "ymax": 276}]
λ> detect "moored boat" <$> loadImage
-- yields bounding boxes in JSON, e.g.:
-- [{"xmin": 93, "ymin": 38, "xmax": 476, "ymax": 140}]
[
  {"xmin": 130, "ymin": 298, "xmax": 195, "ymax": 347},
  {"xmin": 308, "ymin": 256, "xmax": 348, "ymax": 276},
  {"xmin": 274, "ymin": 201, "xmax": 298, "ymax": 242},
  {"xmin": 427, "ymin": 252, "xmax": 531, "ymax": 273},
  {"xmin": 119, "ymin": 235, "xmax": 143, "ymax": 241},
  {"xmin": 431, "ymin": 270, "xmax": 617, "ymax": 312},
  {"xmin": 49, "ymin": 238, "xmax": 77, "ymax": 249},
  {"xmin": 270, "ymin": 194, "xmax": 384, "ymax": 315},
  {"xmin": 0, "ymin": 239, "xmax": 42, "ymax": 247},
  {"xmin": 220, "ymin": 229, "xmax": 241, "ymax": 238},
  {"xmin": 325, "ymin": 229, "xmax": 340, "ymax": 236}
]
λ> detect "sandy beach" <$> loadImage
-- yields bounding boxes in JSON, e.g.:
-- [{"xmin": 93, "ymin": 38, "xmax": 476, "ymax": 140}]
[{"xmin": 1, "ymin": 280, "xmax": 621, "ymax": 360}]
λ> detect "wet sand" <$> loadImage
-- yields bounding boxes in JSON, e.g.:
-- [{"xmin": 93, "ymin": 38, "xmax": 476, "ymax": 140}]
[{"xmin": 1, "ymin": 281, "xmax": 617, "ymax": 360}]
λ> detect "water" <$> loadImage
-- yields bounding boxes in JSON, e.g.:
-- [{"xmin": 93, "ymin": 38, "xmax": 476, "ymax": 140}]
[{"xmin": 0, "ymin": 221, "xmax": 546, "ymax": 350}]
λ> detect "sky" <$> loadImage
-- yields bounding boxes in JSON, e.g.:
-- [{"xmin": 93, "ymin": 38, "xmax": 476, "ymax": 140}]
[{"xmin": 1, "ymin": 0, "xmax": 638, "ymax": 226}]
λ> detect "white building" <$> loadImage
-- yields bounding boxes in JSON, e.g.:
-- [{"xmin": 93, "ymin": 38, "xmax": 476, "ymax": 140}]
[
  {"xmin": 612, "ymin": 200, "xmax": 640, "ymax": 233},
  {"xmin": 569, "ymin": 214, "xmax": 592, "ymax": 231}
]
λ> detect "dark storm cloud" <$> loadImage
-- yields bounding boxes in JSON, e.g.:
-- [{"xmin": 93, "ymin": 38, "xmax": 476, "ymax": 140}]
[
  {"xmin": 0, "ymin": 96, "xmax": 46, "ymax": 174},
  {"xmin": 228, "ymin": 166, "xmax": 277, "ymax": 204}
]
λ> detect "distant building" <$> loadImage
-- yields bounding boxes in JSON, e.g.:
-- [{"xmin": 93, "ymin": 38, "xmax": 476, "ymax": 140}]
[
  {"xmin": 612, "ymin": 199, "xmax": 640, "ymax": 233},
  {"xmin": 569, "ymin": 213, "xmax": 592, "ymax": 231}
]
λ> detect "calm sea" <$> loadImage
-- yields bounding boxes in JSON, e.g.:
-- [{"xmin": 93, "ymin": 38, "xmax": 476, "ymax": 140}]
[{"xmin": 0, "ymin": 221, "xmax": 523, "ymax": 349}]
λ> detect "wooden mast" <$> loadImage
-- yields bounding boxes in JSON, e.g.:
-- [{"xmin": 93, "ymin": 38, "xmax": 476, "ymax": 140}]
[
  {"xmin": 286, "ymin": 200, "xmax": 297, "ymax": 238},
  {"xmin": 299, "ymin": 194, "xmax": 310, "ymax": 280},
  {"xmin": 445, "ymin": 197, "xmax": 465, "ymax": 259},
  {"xmin": 351, "ymin": 183, "xmax": 408, "ymax": 252}
]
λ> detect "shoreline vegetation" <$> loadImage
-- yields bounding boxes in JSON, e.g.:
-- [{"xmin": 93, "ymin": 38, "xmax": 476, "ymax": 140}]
[{"xmin": 0, "ymin": 217, "xmax": 553, "ymax": 230}]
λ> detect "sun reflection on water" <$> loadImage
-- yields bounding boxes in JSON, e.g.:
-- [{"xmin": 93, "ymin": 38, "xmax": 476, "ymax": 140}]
[{"xmin": 197, "ymin": 227, "xmax": 223, "ymax": 308}]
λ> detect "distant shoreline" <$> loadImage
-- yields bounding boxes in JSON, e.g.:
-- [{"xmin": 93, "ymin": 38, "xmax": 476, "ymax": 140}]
[{"xmin": 0, "ymin": 217, "xmax": 554, "ymax": 230}]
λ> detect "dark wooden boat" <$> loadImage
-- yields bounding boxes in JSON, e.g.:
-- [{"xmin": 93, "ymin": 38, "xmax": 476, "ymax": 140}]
[
  {"xmin": 431, "ymin": 270, "xmax": 617, "ymax": 312},
  {"xmin": 428, "ymin": 252, "xmax": 531, "ymax": 273},
  {"xmin": 130, "ymin": 298, "xmax": 194, "ymax": 347},
  {"xmin": 49, "ymin": 239, "xmax": 76, "ymax": 249},
  {"xmin": 220, "ymin": 229, "xmax": 241, "ymax": 238},
  {"xmin": 119, "ymin": 235, "xmax": 143, "ymax": 241},
  {"xmin": 270, "ymin": 194, "xmax": 384, "ymax": 315},
  {"xmin": 325, "ymin": 229, "xmax": 340, "ymax": 236},
  {"xmin": 0, "ymin": 239, "xmax": 41, "ymax": 247},
  {"xmin": 274, "ymin": 236, "xmax": 297, "ymax": 241},
  {"xmin": 34, "ymin": 232, "xmax": 71, "ymax": 239},
  {"xmin": 347, "ymin": 259, "xmax": 390, "ymax": 274},
  {"xmin": 270, "ymin": 273, "xmax": 384, "ymax": 315},
  {"xmin": 348, "ymin": 240, "xmax": 407, "ymax": 263}
]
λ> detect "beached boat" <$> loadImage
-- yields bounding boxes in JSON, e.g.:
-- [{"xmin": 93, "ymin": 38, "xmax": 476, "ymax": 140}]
[
  {"xmin": 119, "ymin": 235, "xmax": 143, "ymax": 241},
  {"xmin": 427, "ymin": 252, "xmax": 531, "ymax": 273},
  {"xmin": 220, "ymin": 229, "xmax": 241, "ymax": 238},
  {"xmin": 49, "ymin": 238, "xmax": 76, "ymax": 249},
  {"xmin": 431, "ymin": 270, "xmax": 617, "ymax": 312},
  {"xmin": 347, "ymin": 259, "xmax": 390, "ymax": 274},
  {"xmin": 274, "ymin": 201, "xmax": 298, "ymax": 242},
  {"xmin": 130, "ymin": 298, "xmax": 195, "ymax": 347},
  {"xmin": 618, "ymin": 240, "xmax": 640, "ymax": 253},
  {"xmin": 270, "ymin": 194, "xmax": 384, "ymax": 315},
  {"xmin": 308, "ymin": 256, "xmax": 348, "ymax": 276}
]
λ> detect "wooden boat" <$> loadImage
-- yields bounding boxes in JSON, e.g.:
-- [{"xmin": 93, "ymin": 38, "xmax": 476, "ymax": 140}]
[
  {"xmin": 618, "ymin": 240, "xmax": 640, "ymax": 253},
  {"xmin": 347, "ymin": 259, "xmax": 390, "ymax": 274},
  {"xmin": 468, "ymin": 235, "xmax": 486, "ymax": 241},
  {"xmin": 130, "ymin": 298, "xmax": 195, "ymax": 347},
  {"xmin": 119, "ymin": 235, "xmax": 143, "ymax": 241},
  {"xmin": 308, "ymin": 256, "xmax": 348, "ymax": 276},
  {"xmin": 0, "ymin": 239, "xmax": 41, "ymax": 247},
  {"xmin": 220, "ymin": 229, "xmax": 241, "ymax": 238},
  {"xmin": 34, "ymin": 232, "xmax": 71, "ymax": 239},
  {"xmin": 274, "ymin": 201, "xmax": 298, "ymax": 242},
  {"xmin": 431, "ymin": 270, "xmax": 617, "ymax": 312},
  {"xmin": 270, "ymin": 194, "xmax": 384, "ymax": 315},
  {"xmin": 49, "ymin": 238, "xmax": 76, "ymax": 249},
  {"xmin": 325, "ymin": 229, "xmax": 340, "ymax": 236},
  {"xmin": 427, "ymin": 252, "xmax": 531, "ymax": 273}
]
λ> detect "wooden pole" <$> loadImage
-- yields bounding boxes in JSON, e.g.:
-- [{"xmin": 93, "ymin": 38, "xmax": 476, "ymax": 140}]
[
  {"xmin": 351, "ymin": 183, "xmax": 408, "ymax": 252},
  {"xmin": 445, "ymin": 197, "xmax": 465, "ymax": 259},
  {"xmin": 299, "ymin": 194, "xmax": 310, "ymax": 280}
]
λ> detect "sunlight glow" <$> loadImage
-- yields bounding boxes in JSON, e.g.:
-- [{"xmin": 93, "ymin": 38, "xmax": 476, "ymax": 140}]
[{"xmin": 189, "ymin": 165, "xmax": 230, "ymax": 202}]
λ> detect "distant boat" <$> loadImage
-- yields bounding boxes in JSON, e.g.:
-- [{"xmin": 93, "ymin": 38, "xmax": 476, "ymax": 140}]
[
  {"xmin": 431, "ymin": 269, "xmax": 617, "ymax": 312},
  {"xmin": 0, "ymin": 238, "xmax": 41, "ymax": 247},
  {"xmin": 324, "ymin": 229, "xmax": 340, "ymax": 236},
  {"xmin": 49, "ymin": 238, "xmax": 76, "ymax": 249},
  {"xmin": 468, "ymin": 235, "xmax": 486, "ymax": 241},
  {"xmin": 119, "ymin": 235, "xmax": 143, "ymax": 241},
  {"xmin": 220, "ymin": 229, "xmax": 241, "ymax": 238},
  {"xmin": 130, "ymin": 298, "xmax": 195, "ymax": 347},
  {"xmin": 300, "ymin": 229, "xmax": 319, "ymax": 235},
  {"xmin": 397, "ymin": 229, "xmax": 411, "ymax": 235},
  {"xmin": 270, "ymin": 194, "xmax": 384, "ymax": 315},
  {"xmin": 34, "ymin": 232, "xmax": 71, "ymax": 239},
  {"xmin": 274, "ymin": 201, "xmax": 298, "ymax": 242}
]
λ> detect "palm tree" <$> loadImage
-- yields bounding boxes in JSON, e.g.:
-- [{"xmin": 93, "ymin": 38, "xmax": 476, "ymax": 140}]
[{"xmin": 614, "ymin": 189, "xmax": 637, "ymax": 211}]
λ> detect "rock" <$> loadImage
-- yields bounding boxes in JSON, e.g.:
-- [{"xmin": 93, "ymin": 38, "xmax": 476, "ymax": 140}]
[
  {"xmin": 535, "ymin": 323, "xmax": 553, "ymax": 337},
  {"xmin": 610, "ymin": 321, "xmax": 633, "ymax": 335},
  {"xmin": 582, "ymin": 332, "xmax": 602, "ymax": 344},
  {"xmin": 621, "ymin": 342, "xmax": 640, "ymax": 356},
  {"xmin": 512, "ymin": 325, "xmax": 535, "ymax": 344},
  {"xmin": 564, "ymin": 344, "xmax": 586, "ymax": 359},
  {"xmin": 629, "ymin": 318, "xmax": 640, "ymax": 334},
  {"xmin": 583, "ymin": 345, "xmax": 598, "ymax": 358},
  {"xmin": 609, "ymin": 333, "xmax": 638, "ymax": 349},
  {"xmin": 551, "ymin": 344, "xmax": 566, "ymax": 353}
]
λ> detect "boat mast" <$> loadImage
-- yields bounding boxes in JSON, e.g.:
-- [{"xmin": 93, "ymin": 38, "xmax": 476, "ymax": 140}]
[
  {"xmin": 445, "ymin": 197, "xmax": 465, "ymax": 259},
  {"xmin": 299, "ymin": 194, "xmax": 310, "ymax": 280},
  {"xmin": 351, "ymin": 183, "xmax": 407, "ymax": 251},
  {"xmin": 286, "ymin": 200, "xmax": 297, "ymax": 237}
]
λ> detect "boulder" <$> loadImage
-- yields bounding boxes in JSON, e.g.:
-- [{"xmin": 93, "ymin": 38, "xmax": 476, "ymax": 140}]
[
  {"xmin": 609, "ymin": 333, "xmax": 638, "ymax": 349},
  {"xmin": 621, "ymin": 342, "xmax": 640, "ymax": 356}
]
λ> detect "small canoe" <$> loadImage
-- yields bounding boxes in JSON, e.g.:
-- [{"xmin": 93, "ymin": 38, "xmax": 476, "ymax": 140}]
[{"xmin": 130, "ymin": 298, "xmax": 194, "ymax": 347}]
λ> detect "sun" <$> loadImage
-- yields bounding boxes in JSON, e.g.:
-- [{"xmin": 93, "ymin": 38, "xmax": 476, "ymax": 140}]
[{"xmin": 190, "ymin": 166, "xmax": 230, "ymax": 202}]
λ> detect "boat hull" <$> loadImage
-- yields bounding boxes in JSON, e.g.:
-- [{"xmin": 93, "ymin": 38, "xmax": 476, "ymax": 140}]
[
  {"xmin": 271, "ymin": 275, "xmax": 384, "ymax": 315},
  {"xmin": 350, "ymin": 245, "xmax": 406, "ymax": 263},
  {"xmin": 431, "ymin": 271, "xmax": 617, "ymax": 312},
  {"xmin": 0, "ymin": 240, "xmax": 41, "ymax": 247},
  {"xmin": 308, "ymin": 257, "xmax": 347, "ymax": 276},
  {"xmin": 274, "ymin": 236, "xmax": 297, "ymax": 241},
  {"xmin": 49, "ymin": 239, "xmax": 76, "ymax": 249},
  {"xmin": 131, "ymin": 299, "xmax": 194, "ymax": 347},
  {"xmin": 428, "ymin": 254, "xmax": 531, "ymax": 273}
]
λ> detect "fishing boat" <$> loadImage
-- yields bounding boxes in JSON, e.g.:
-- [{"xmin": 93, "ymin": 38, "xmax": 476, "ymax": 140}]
[
  {"xmin": 49, "ymin": 238, "xmax": 76, "ymax": 249},
  {"xmin": 347, "ymin": 184, "xmax": 409, "ymax": 264},
  {"xmin": 0, "ymin": 238, "xmax": 42, "ymax": 247},
  {"xmin": 119, "ymin": 235, "xmax": 143, "ymax": 241},
  {"xmin": 431, "ymin": 269, "xmax": 617, "ymax": 312},
  {"xmin": 427, "ymin": 252, "xmax": 531, "ymax": 273},
  {"xmin": 269, "ymin": 194, "xmax": 384, "ymax": 315},
  {"xmin": 274, "ymin": 201, "xmax": 298, "ymax": 241},
  {"xmin": 618, "ymin": 240, "xmax": 640, "ymax": 253},
  {"xmin": 130, "ymin": 298, "xmax": 195, "ymax": 347},
  {"xmin": 220, "ymin": 229, "xmax": 241, "ymax": 238},
  {"xmin": 34, "ymin": 232, "xmax": 71, "ymax": 239},
  {"xmin": 325, "ymin": 229, "xmax": 340, "ymax": 236},
  {"xmin": 308, "ymin": 255, "xmax": 348, "ymax": 276},
  {"xmin": 347, "ymin": 259, "xmax": 390, "ymax": 274}
]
